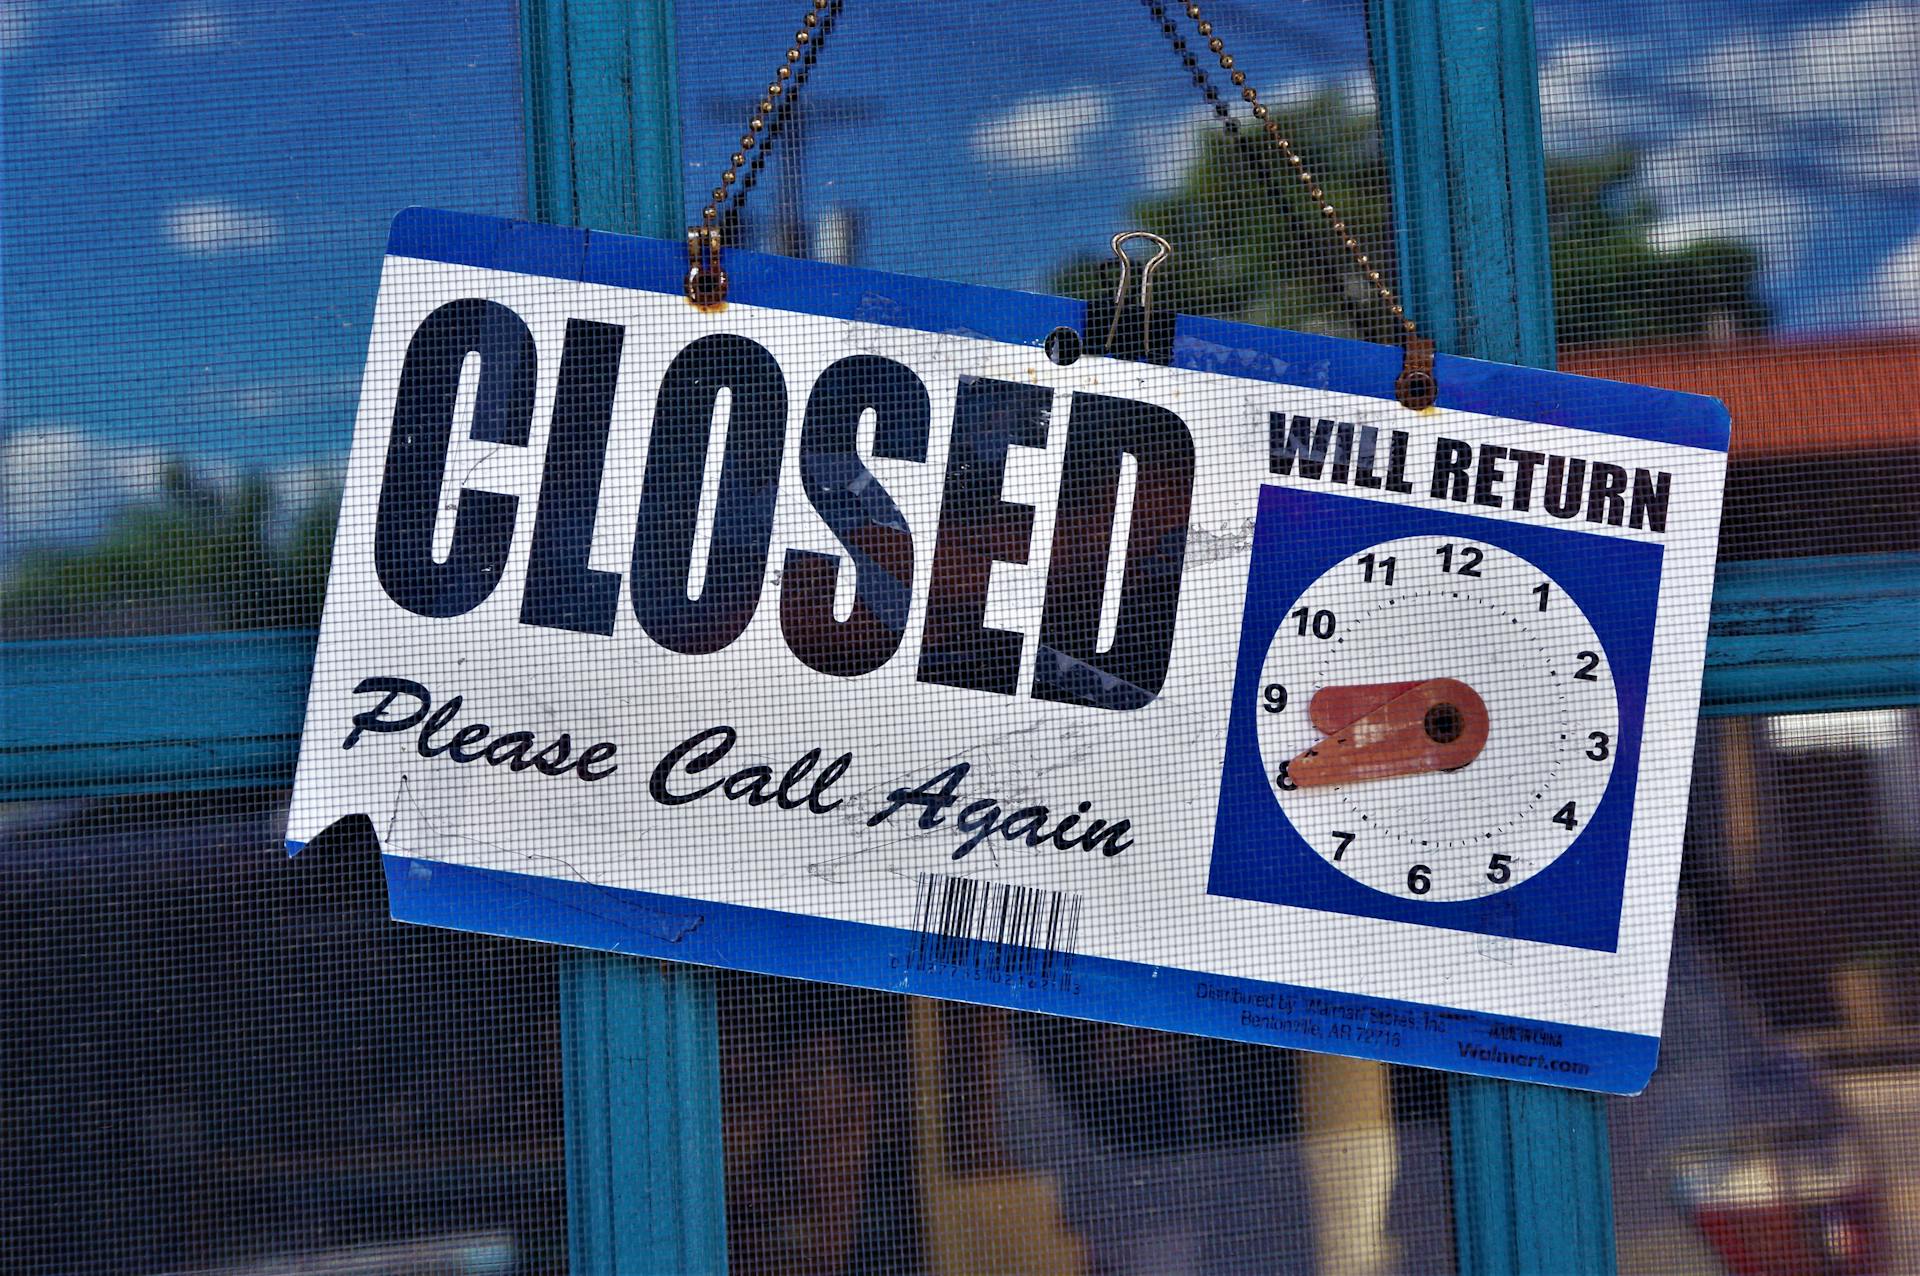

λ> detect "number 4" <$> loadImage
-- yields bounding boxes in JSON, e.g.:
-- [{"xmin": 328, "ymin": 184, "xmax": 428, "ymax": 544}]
[{"xmin": 1552, "ymin": 802, "xmax": 1579, "ymax": 830}]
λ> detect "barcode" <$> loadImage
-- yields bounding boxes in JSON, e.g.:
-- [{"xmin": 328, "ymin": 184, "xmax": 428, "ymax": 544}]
[{"xmin": 910, "ymin": 872, "xmax": 1082, "ymax": 981}]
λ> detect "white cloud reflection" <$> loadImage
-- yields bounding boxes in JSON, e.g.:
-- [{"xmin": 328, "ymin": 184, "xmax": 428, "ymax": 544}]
[
  {"xmin": 972, "ymin": 88, "xmax": 1112, "ymax": 173},
  {"xmin": 165, "ymin": 198, "xmax": 280, "ymax": 253}
]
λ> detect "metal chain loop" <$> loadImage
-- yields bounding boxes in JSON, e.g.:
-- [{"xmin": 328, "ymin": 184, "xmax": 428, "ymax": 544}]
[
  {"xmin": 700, "ymin": 0, "xmax": 844, "ymax": 239},
  {"xmin": 683, "ymin": 0, "xmax": 1436, "ymax": 406},
  {"xmin": 1143, "ymin": 0, "xmax": 1244, "ymax": 138},
  {"xmin": 687, "ymin": 0, "xmax": 845, "ymax": 304},
  {"xmin": 1147, "ymin": 1, "xmax": 1436, "ymax": 406}
]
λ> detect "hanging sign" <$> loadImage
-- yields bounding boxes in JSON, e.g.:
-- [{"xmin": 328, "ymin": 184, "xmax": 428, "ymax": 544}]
[{"xmin": 288, "ymin": 208, "xmax": 1730, "ymax": 1094}]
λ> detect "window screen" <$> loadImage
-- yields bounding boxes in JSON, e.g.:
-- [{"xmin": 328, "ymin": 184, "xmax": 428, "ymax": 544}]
[{"xmin": 4, "ymin": 1, "xmax": 1915, "ymax": 1274}]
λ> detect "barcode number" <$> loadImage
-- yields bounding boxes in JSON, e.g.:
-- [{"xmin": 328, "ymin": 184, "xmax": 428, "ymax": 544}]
[{"xmin": 911, "ymin": 872, "xmax": 1082, "ymax": 981}]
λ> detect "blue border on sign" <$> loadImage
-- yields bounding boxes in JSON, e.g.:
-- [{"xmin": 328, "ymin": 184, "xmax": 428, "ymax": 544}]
[
  {"xmin": 337, "ymin": 207, "xmax": 1727, "ymax": 1092},
  {"xmin": 1207, "ymin": 484, "xmax": 1664, "ymax": 951},
  {"xmin": 346, "ymin": 848, "xmax": 1657, "ymax": 1095},
  {"xmin": 384, "ymin": 207, "xmax": 1731, "ymax": 453}
]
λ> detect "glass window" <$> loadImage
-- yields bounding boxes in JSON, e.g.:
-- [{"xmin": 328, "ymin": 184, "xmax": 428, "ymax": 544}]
[{"xmin": 1613, "ymin": 710, "xmax": 1920, "ymax": 1274}]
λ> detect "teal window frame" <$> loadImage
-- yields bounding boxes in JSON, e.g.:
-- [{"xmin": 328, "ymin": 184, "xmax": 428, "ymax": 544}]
[{"xmin": 3, "ymin": 1, "xmax": 1915, "ymax": 1269}]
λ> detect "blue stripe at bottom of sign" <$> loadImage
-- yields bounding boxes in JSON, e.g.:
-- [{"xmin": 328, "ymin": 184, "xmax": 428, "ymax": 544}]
[{"xmin": 374, "ymin": 852, "xmax": 1659, "ymax": 1096}]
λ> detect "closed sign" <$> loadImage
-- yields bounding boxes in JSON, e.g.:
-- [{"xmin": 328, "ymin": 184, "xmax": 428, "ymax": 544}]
[{"xmin": 288, "ymin": 209, "xmax": 1730, "ymax": 1093}]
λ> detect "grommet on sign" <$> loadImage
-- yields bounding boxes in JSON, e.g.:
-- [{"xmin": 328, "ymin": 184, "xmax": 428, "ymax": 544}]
[
  {"xmin": 684, "ymin": 226, "xmax": 728, "ymax": 309},
  {"xmin": 1396, "ymin": 336, "xmax": 1438, "ymax": 410}
]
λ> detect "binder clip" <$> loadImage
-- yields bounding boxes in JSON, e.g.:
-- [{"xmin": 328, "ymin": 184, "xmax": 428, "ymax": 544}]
[{"xmin": 1085, "ymin": 231, "xmax": 1175, "ymax": 365}]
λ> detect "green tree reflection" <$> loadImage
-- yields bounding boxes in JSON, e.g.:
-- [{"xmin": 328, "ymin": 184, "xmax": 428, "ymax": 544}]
[
  {"xmin": 1049, "ymin": 91, "xmax": 1769, "ymax": 348},
  {"xmin": 1, "ymin": 463, "xmax": 335, "ymax": 638}
]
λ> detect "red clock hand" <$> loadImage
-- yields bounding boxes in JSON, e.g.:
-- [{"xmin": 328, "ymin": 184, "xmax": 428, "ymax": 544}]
[
  {"xmin": 1307, "ymin": 681, "xmax": 1424, "ymax": 734},
  {"xmin": 1288, "ymin": 678, "xmax": 1489, "ymax": 787}
]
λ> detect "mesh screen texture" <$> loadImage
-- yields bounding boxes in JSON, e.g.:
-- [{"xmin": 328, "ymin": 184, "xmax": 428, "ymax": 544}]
[{"xmin": 3, "ymin": 1, "xmax": 1916, "ymax": 1274}]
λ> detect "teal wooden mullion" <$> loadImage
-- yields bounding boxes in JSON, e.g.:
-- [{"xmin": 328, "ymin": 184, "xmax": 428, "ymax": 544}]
[
  {"xmin": 1370, "ymin": 0, "xmax": 1620, "ymax": 1271},
  {"xmin": 523, "ymin": 0, "xmax": 683, "ymax": 232},
  {"xmin": 1441, "ymin": 0, "xmax": 1556, "ymax": 367},
  {"xmin": 520, "ymin": 3, "xmax": 727, "ymax": 1273},
  {"xmin": 5, "ymin": 557, "xmax": 1913, "ymax": 801},
  {"xmin": 520, "ymin": 0, "xmax": 574, "ymax": 225},
  {"xmin": 1368, "ymin": 0, "xmax": 1458, "ymax": 353},
  {"xmin": 560, "ymin": 954, "xmax": 728, "ymax": 1274}
]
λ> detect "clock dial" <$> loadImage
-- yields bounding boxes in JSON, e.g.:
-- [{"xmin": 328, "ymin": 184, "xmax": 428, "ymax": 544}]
[{"xmin": 1255, "ymin": 535, "xmax": 1619, "ymax": 902}]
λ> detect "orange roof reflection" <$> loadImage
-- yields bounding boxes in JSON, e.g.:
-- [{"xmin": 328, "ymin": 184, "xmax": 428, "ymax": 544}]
[{"xmin": 1562, "ymin": 338, "xmax": 1920, "ymax": 458}]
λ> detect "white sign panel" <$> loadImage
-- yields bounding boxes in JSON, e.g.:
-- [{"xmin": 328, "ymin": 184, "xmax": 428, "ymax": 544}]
[{"xmin": 288, "ymin": 209, "xmax": 1731, "ymax": 1093}]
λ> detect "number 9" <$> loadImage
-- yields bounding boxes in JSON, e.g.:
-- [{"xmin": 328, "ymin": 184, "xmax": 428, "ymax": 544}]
[{"xmin": 1263, "ymin": 683, "xmax": 1288, "ymax": 714}]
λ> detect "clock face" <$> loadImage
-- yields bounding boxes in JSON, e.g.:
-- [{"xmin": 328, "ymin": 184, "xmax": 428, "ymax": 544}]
[{"xmin": 1254, "ymin": 535, "xmax": 1620, "ymax": 903}]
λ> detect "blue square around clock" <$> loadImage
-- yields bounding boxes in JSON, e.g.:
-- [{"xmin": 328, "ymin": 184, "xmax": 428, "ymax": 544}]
[{"xmin": 1207, "ymin": 482, "xmax": 1666, "ymax": 952}]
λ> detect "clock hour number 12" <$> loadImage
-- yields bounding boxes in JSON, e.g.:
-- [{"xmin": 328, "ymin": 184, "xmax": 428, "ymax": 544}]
[{"xmin": 1435, "ymin": 543, "xmax": 1484, "ymax": 576}]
